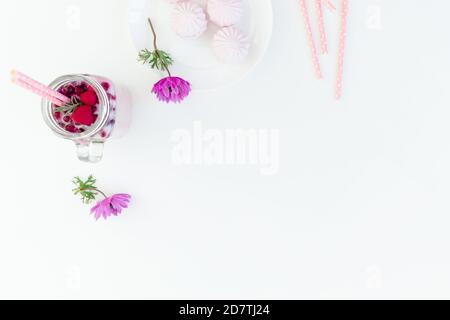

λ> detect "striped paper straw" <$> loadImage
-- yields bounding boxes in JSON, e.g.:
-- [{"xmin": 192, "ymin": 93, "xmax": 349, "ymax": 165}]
[
  {"xmin": 315, "ymin": 0, "xmax": 328, "ymax": 54},
  {"xmin": 299, "ymin": 0, "xmax": 322, "ymax": 79},
  {"xmin": 335, "ymin": 0, "xmax": 348, "ymax": 100},
  {"xmin": 11, "ymin": 70, "xmax": 70, "ymax": 104},
  {"xmin": 12, "ymin": 78, "xmax": 66, "ymax": 106},
  {"xmin": 323, "ymin": 0, "xmax": 336, "ymax": 11},
  {"xmin": 11, "ymin": 71, "xmax": 68, "ymax": 106}
]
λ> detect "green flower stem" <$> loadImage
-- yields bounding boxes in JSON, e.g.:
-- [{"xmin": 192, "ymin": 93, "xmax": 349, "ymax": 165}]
[
  {"xmin": 81, "ymin": 188, "xmax": 108, "ymax": 199},
  {"xmin": 148, "ymin": 17, "xmax": 172, "ymax": 77},
  {"xmin": 72, "ymin": 176, "xmax": 106, "ymax": 203}
]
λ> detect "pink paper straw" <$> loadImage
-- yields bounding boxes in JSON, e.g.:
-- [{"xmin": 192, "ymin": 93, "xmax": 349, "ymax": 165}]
[
  {"xmin": 335, "ymin": 0, "xmax": 348, "ymax": 100},
  {"xmin": 299, "ymin": 0, "xmax": 322, "ymax": 79},
  {"xmin": 315, "ymin": 0, "xmax": 328, "ymax": 54},
  {"xmin": 11, "ymin": 70, "xmax": 70, "ymax": 104},
  {"xmin": 323, "ymin": 0, "xmax": 336, "ymax": 11},
  {"xmin": 11, "ymin": 75, "xmax": 66, "ymax": 107}
]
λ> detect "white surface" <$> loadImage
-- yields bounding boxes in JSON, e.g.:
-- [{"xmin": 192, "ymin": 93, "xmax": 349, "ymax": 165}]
[
  {"xmin": 2, "ymin": 0, "xmax": 450, "ymax": 299},
  {"xmin": 128, "ymin": 0, "xmax": 273, "ymax": 90}
]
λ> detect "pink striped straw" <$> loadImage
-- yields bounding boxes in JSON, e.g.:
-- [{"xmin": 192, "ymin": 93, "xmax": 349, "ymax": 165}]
[
  {"xmin": 299, "ymin": 0, "xmax": 322, "ymax": 79},
  {"xmin": 323, "ymin": 0, "xmax": 336, "ymax": 11},
  {"xmin": 315, "ymin": 0, "xmax": 328, "ymax": 54},
  {"xmin": 12, "ymin": 77, "xmax": 66, "ymax": 106},
  {"xmin": 315, "ymin": 0, "xmax": 336, "ymax": 55},
  {"xmin": 11, "ymin": 70, "xmax": 70, "ymax": 105},
  {"xmin": 335, "ymin": 0, "xmax": 348, "ymax": 100}
]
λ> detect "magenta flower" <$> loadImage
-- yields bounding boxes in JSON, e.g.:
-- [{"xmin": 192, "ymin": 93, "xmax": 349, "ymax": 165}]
[
  {"xmin": 90, "ymin": 194, "xmax": 131, "ymax": 221},
  {"xmin": 73, "ymin": 176, "xmax": 131, "ymax": 221},
  {"xmin": 152, "ymin": 76, "xmax": 191, "ymax": 103},
  {"xmin": 140, "ymin": 18, "xmax": 191, "ymax": 103}
]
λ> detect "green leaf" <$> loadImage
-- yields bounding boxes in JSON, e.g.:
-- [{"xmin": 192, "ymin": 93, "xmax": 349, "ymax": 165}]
[
  {"xmin": 55, "ymin": 96, "xmax": 81, "ymax": 117},
  {"xmin": 138, "ymin": 49, "xmax": 173, "ymax": 71},
  {"xmin": 72, "ymin": 175, "xmax": 99, "ymax": 204}
]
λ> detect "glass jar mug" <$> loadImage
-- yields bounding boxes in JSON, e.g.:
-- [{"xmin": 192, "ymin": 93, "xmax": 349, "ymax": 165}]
[{"xmin": 42, "ymin": 74, "xmax": 129, "ymax": 163}]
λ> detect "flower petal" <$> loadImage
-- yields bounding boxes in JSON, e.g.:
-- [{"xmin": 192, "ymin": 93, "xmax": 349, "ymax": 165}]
[{"xmin": 152, "ymin": 76, "xmax": 191, "ymax": 103}]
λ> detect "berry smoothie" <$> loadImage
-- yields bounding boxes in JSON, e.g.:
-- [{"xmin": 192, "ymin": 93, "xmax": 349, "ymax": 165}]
[
  {"xmin": 52, "ymin": 76, "xmax": 117, "ymax": 139},
  {"xmin": 42, "ymin": 74, "xmax": 121, "ymax": 163}
]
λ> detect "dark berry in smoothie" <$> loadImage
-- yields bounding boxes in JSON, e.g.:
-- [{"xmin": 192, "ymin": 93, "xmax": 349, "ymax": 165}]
[{"xmin": 53, "ymin": 81, "xmax": 99, "ymax": 133}]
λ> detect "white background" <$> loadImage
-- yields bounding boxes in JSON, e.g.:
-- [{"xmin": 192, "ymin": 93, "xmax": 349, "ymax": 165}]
[{"xmin": 1, "ymin": 0, "xmax": 450, "ymax": 299}]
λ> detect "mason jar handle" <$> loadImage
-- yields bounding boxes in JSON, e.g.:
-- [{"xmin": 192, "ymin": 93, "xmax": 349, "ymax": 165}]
[{"xmin": 75, "ymin": 141, "xmax": 104, "ymax": 163}]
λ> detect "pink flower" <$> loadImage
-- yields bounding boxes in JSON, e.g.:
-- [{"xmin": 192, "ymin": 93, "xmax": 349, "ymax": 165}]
[
  {"xmin": 90, "ymin": 194, "xmax": 131, "ymax": 220},
  {"xmin": 152, "ymin": 76, "xmax": 191, "ymax": 103}
]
